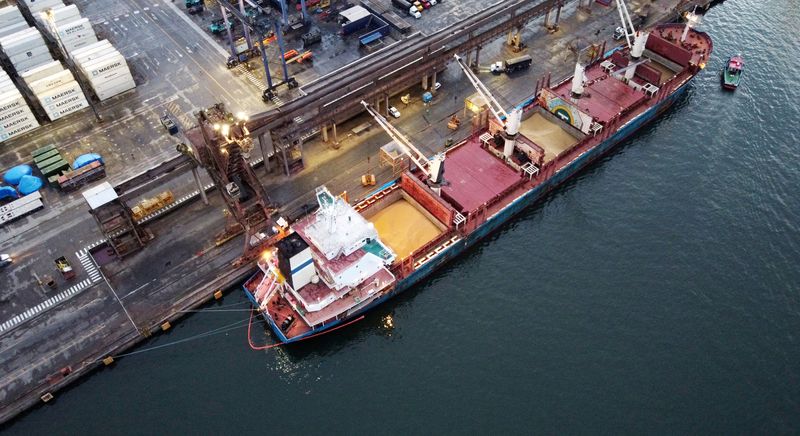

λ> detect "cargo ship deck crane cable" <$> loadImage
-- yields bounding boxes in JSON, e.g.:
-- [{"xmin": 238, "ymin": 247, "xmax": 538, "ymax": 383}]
[
  {"xmin": 453, "ymin": 54, "xmax": 522, "ymax": 160},
  {"xmin": 360, "ymin": 101, "xmax": 445, "ymax": 189}
]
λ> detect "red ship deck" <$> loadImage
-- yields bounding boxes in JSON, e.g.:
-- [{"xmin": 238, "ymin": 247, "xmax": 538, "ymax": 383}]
[
  {"xmin": 440, "ymin": 137, "xmax": 522, "ymax": 213},
  {"xmin": 552, "ymin": 68, "xmax": 646, "ymax": 124}
]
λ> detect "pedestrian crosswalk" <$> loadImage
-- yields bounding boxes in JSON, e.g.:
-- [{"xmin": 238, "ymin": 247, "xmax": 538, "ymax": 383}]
[
  {"xmin": 0, "ymin": 245, "xmax": 106, "ymax": 334},
  {"xmin": 236, "ymin": 65, "xmax": 267, "ymax": 92}
]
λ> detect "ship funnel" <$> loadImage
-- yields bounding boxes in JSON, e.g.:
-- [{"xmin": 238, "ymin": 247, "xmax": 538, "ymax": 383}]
[{"xmin": 570, "ymin": 62, "xmax": 585, "ymax": 98}]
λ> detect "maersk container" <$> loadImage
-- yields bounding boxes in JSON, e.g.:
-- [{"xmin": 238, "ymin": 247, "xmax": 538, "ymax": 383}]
[
  {"xmin": 1, "ymin": 110, "xmax": 37, "ymax": 133},
  {"xmin": 28, "ymin": 69, "xmax": 75, "ymax": 94},
  {"xmin": 36, "ymin": 81, "xmax": 83, "ymax": 106},
  {"xmin": 21, "ymin": 60, "xmax": 63, "ymax": 85},
  {"xmin": 44, "ymin": 95, "xmax": 88, "ymax": 121},
  {"xmin": 80, "ymin": 54, "xmax": 129, "ymax": 81},
  {"xmin": 0, "ymin": 94, "xmax": 28, "ymax": 115},
  {"xmin": 0, "ymin": 117, "xmax": 38, "ymax": 141},
  {"xmin": 0, "ymin": 105, "xmax": 34, "ymax": 126},
  {"xmin": 57, "ymin": 18, "xmax": 94, "ymax": 40}
]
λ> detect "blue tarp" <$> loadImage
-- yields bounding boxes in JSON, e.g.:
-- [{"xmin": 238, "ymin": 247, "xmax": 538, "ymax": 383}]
[
  {"xmin": 72, "ymin": 153, "xmax": 104, "ymax": 170},
  {"xmin": 0, "ymin": 186, "xmax": 19, "ymax": 201},
  {"xmin": 3, "ymin": 164, "xmax": 32, "ymax": 186},
  {"xmin": 17, "ymin": 175, "xmax": 43, "ymax": 195}
]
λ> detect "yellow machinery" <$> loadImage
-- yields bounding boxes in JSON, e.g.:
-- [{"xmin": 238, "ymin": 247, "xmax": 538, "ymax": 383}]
[{"xmin": 132, "ymin": 191, "xmax": 175, "ymax": 221}]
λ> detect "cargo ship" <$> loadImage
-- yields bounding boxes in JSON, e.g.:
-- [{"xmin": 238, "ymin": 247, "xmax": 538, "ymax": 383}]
[{"xmin": 244, "ymin": 20, "xmax": 712, "ymax": 343}]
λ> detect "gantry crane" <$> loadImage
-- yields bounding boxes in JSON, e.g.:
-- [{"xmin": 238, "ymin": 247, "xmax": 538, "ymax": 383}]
[
  {"xmin": 453, "ymin": 54, "xmax": 522, "ymax": 160},
  {"xmin": 360, "ymin": 101, "xmax": 446, "ymax": 189},
  {"xmin": 187, "ymin": 103, "xmax": 279, "ymax": 262}
]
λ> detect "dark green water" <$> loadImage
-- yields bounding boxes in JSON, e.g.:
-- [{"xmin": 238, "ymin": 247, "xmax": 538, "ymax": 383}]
[{"xmin": 7, "ymin": 1, "xmax": 800, "ymax": 433}]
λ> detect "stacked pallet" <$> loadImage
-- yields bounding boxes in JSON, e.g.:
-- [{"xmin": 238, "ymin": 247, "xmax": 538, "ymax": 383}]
[
  {"xmin": 72, "ymin": 41, "xmax": 135, "ymax": 101},
  {"xmin": 31, "ymin": 143, "xmax": 70, "ymax": 185},
  {"xmin": 0, "ymin": 69, "xmax": 39, "ymax": 143}
]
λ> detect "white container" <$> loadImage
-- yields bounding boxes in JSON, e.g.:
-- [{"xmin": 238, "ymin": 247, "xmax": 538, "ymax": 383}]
[
  {"xmin": 62, "ymin": 33, "xmax": 98, "ymax": 54},
  {"xmin": 0, "ymin": 94, "xmax": 29, "ymax": 115},
  {"xmin": 13, "ymin": 53, "xmax": 53, "ymax": 72},
  {"xmin": 91, "ymin": 72, "xmax": 134, "ymax": 90},
  {"xmin": 94, "ymin": 79, "xmax": 135, "ymax": 101},
  {"xmin": 0, "ymin": 105, "xmax": 34, "ymax": 125},
  {"xmin": 1, "ymin": 109, "xmax": 37, "ymax": 133},
  {"xmin": 73, "ymin": 44, "xmax": 115, "ymax": 65},
  {"xmin": 41, "ymin": 4, "xmax": 81, "ymax": 27},
  {"xmin": 21, "ymin": 60, "xmax": 63, "ymax": 85},
  {"xmin": 71, "ymin": 40, "xmax": 112, "ymax": 58},
  {"xmin": 0, "ymin": 117, "xmax": 39, "ymax": 142},
  {"xmin": 44, "ymin": 94, "xmax": 88, "ymax": 120},
  {"xmin": 56, "ymin": 18, "xmax": 94, "ymax": 40},
  {"xmin": 8, "ymin": 44, "xmax": 51, "ymax": 64},
  {"xmin": 36, "ymin": 81, "xmax": 83, "ymax": 106},
  {"xmin": 28, "ymin": 69, "xmax": 74, "ymax": 93},
  {"xmin": 22, "ymin": 0, "xmax": 65, "ymax": 13},
  {"xmin": 2, "ymin": 32, "xmax": 47, "ymax": 57},
  {"xmin": 80, "ymin": 53, "xmax": 128, "ymax": 79},
  {"xmin": 0, "ymin": 6, "xmax": 24, "ymax": 26},
  {"xmin": 0, "ymin": 22, "xmax": 29, "ymax": 39}
]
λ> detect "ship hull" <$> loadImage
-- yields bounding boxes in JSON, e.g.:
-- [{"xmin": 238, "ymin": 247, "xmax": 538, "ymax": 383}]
[{"xmin": 246, "ymin": 78, "xmax": 694, "ymax": 344}]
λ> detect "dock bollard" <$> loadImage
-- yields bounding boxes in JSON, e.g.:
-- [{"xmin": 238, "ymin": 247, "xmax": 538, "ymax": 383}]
[{"xmin": 214, "ymin": 290, "xmax": 223, "ymax": 300}]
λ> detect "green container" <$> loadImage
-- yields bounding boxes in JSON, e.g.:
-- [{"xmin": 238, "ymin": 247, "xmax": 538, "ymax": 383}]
[
  {"xmin": 31, "ymin": 144, "xmax": 56, "ymax": 159},
  {"xmin": 41, "ymin": 160, "xmax": 69, "ymax": 177},
  {"xmin": 34, "ymin": 149, "xmax": 61, "ymax": 164},
  {"xmin": 37, "ymin": 155, "xmax": 64, "ymax": 170},
  {"xmin": 48, "ymin": 174, "xmax": 61, "ymax": 186}
]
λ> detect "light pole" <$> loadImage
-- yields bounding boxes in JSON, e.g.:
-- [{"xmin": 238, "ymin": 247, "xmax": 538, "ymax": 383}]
[{"xmin": 45, "ymin": 8, "xmax": 102, "ymax": 122}]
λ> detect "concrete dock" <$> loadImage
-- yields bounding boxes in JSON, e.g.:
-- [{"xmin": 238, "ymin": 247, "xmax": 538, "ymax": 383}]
[{"xmin": 0, "ymin": 0, "xmax": 716, "ymax": 425}]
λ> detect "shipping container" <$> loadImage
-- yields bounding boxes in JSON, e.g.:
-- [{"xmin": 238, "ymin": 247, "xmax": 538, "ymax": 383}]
[
  {"xmin": 22, "ymin": 0, "xmax": 65, "ymax": 13},
  {"xmin": 21, "ymin": 60, "xmax": 64, "ymax": 84},
  {"xmin": 56, "ymin": 18, "xmax": 94, "ymax": 40},
  {"xmin": 28, "ymin": 69, "xmax": 74, "ymax": 93},
  {"xmin": 71, "ymin": 40, "xmax": 113, "ymax": 61},
  {"xmin": 0, "ymin": 22, "xmax": 29, "ymax": 39},
  {"xmin": 94, "ymin": 79, "xmax": 135, "ymax": 101},
  {"xmin": 0, "ymin": 117, "xmax": 38, "ymax": 142},
  {"xmin": 36, "ymin": 81, "xmax": 83, "ymax": 105},
  {"xmin": 44, "ymin": 95, "xmax": 88, "ymax": 121}
]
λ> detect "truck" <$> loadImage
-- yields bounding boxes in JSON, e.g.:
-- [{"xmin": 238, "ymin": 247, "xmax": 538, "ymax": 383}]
[
  {"xmin": 490, "ymin": 54, "xmax": 533, "ymax": 75},
  {"xmin": 55, "ymin": 256, "xmax": 76, "ymax": 280},
  {"xmin": 392, "ymin": 0, "xmax": 422, "ymax": 18},
  {"xmin": 185, "ymin": 0, "xmax": 203, "ymax": 14}
]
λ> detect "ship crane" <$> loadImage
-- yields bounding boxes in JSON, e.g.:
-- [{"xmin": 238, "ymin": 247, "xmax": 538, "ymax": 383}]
[
  {"xmin": 615, "ymin": 0, "xmax": 638, "ymax": 49},
  {"xmin": 453, "ymin": 54, "xmax": 522, "ymax": 160},
  {"xmin": 360, "ymin": 101, "xmax": 445, "ymax": 188},
  {"xmin": 614, "ymin": 0, "xmax": 650, "ymax": 81}
]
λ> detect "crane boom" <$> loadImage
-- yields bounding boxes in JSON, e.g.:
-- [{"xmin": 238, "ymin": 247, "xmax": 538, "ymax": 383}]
[
  {"xmin": 453, "ymin": 54, "xmax": 509, "ymax": 124},
  {"xmin": 360, "ymin": 101, "xmax": 444, "ymax": 185},
  {"xmin": 615, "ymin": 0, "xmax": 637, "ymax": 48}
]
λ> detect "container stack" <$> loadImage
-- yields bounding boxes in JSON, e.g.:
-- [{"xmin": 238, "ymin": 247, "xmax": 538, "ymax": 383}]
[
  {"xmin": 0, "ymin": 6, "xmax": 28, "ymax": 39},
  {"xmin": 0, "ymin": 27, "xmax": 54, "ymax": 73},
  {"xmin": 72, "ymin": 41, "xmax": 135, "ymax": 101},
  {"xmin": 0, "ymin": 69, "xmax": 40, "ymax": 143},
  {"xmin": 18, "ymin": 60, "xmax": 88, "ymax": 121},
  {"xmin": 20, "ymin": 0, "xmax": 65, "ymax": 15}
]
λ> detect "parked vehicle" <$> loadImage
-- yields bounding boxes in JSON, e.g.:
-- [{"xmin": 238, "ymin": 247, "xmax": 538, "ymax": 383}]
[
  {"xmin": 55, "ymin": 256, "xmax": 76, "ymax": 280},
  {"xmin": 161, "ymin": 113, "xmax": 179, "ymax": 135},
  {"xmin": 388, "ymin": 106, "xmax": 401, "ymax": 118},
  {"xmin": 434, "ymin": 81, "xmax": 442, "ymax": 91},
  {"xmin": 209, "ymin": 19, "xmax": 233, "ymax": 34},
  {"xmin": 0, "ymin": 253, "xmax": 12, "ymax": 268},
  {"xmin": 301, "ymin": 28, "xmax": 322, "ymax": 46},
  {"xmin": 185, "ymin": 0, "xmax": 203, "ymax": 14},
  {"xmin": 490, "ymin": 54, "xmax": 533, "ymax": 75}
]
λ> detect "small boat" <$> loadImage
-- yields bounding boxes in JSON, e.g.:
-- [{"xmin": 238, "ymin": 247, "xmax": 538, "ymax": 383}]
[{"xmin": 722, "ymin": 55, "xmax": 744, "ymax": 90}]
